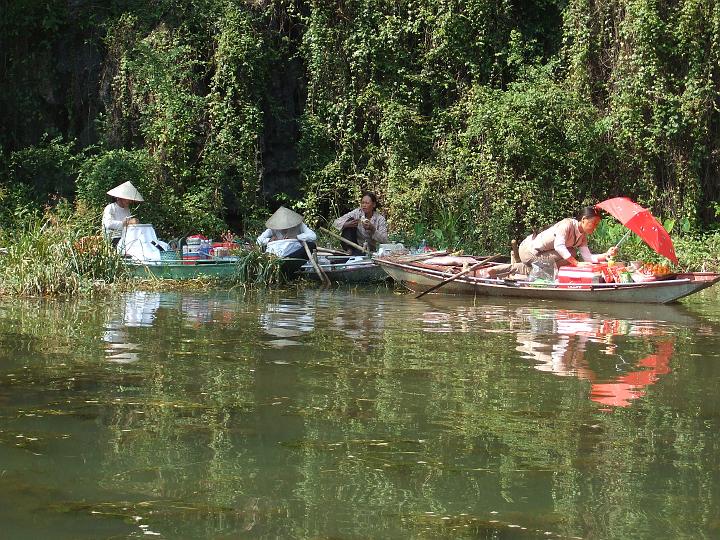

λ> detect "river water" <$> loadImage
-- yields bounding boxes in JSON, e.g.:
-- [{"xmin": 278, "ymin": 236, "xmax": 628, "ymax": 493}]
[{"xmin": 1, "ymin": 286, "xmax": 719, "ymax": 539}]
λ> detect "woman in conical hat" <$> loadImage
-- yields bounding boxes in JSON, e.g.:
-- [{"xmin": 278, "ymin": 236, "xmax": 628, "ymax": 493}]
[
  {"xmin": 102, "ymin": 181, "xmax": 143, "ymax": 245},
  {"xmin": 256, "ymin": 206, "xmax": 317, "ymax": 259}
]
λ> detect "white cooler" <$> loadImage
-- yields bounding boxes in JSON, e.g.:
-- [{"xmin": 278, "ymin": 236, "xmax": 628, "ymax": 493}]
[{"xmin": 118, "ymin": 224, "xmax": 162, "ymax": 262}]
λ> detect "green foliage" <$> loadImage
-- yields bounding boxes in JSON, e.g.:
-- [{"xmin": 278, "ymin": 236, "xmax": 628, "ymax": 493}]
[
  {"xmin": 78, "ymin": 147, "xmax": 226, "ymax": 237},
  {"xmin": 95, "ymin": 6, "xmax": 272, "ymax": 236},
  {"xmin": 672, "ymin": 232, "xmax": 720, "ymax": 272},
  {"xmin": 563, "ymin": 0, "xmax": 720, "ymax": 222},
  {"xmin": 2, "ymin": 0, "xmax": 720, "ymax": 269},
  {"xmin": 297, "ymin": 0, "xmax": 564, "ymax": 234},
  {"xmin": 378, "ymin": 71, "xmax": 612, "ymax": 252},
  {"xmin": 77, "ymin": 149, "xmax": 154, "ymax": 209},
  {"xmin": 3, "ymin": 136, "xmax": 79, "ymax": 203}
]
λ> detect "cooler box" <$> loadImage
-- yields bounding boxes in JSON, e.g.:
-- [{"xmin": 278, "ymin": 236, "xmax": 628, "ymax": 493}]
[
  {"xmin": 118, "ymin": 224, "xmax": 161, "ymax": 262},
  {"xmin": 557, "ymin": 264, "xmax": 605, "ymax": 285}
]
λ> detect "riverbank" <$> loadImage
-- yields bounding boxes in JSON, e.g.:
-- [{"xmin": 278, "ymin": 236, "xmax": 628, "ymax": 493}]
[{"xmin": 2, "ymin": 207, "xmax": 719, "ymax": 297}]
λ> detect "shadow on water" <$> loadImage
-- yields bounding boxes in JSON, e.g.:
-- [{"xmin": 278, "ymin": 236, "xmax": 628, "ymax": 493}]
[{"xmin": 0, "ymin": 287, "xmax": 719, "ymax": 538}]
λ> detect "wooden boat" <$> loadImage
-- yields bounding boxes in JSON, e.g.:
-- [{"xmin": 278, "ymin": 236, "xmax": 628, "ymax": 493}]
[
  {"xmin": 124, "ymin": 257, "xmax": 306, "ymax": 280},
  {"xmin": 299, "ymin": 255, "xmax": 387, "ymax": 283},
  {"xmin": 375, "ymin": 255, "xmax": 720, "ymax": 304}
]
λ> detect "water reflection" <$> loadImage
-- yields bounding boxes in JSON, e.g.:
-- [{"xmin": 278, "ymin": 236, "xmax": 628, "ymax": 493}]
[
  {"xmin": 514, "ymin": 308, "xmax": 676, "ymax": 408},
  {"xmin": 260, "ymin": 296, "xmax": 316, "ymax": 348},
  {"xmin": 103, "ymin": 292, "xmax": 161, "ymax": 363},
  {"xmin": 330, "ymin": 295, "xmax": 388, "ymax": 351},
  {"xmin": 416, "ymin": 299, "xmax": 692, "ymax": 409},
  {"xmin": 2, "ymin": 290, "xmax": 720, "ymax": 539},
  {"xmin": 590, "ymin": 340, "xmax": 673, "ymax": 407}
]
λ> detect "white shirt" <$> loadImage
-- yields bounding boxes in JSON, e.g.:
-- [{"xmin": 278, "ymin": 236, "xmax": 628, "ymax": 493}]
[
  {"xmin": 256, "ymin": 224, "xmax": 317, "ymax": 257},
  {"xmin": 102, "ymin": 202, "xmax": 132, "ymax": 239}
]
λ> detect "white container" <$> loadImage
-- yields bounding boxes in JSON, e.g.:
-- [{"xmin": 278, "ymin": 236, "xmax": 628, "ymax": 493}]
[
  {"xmin": 377, "ymin": 243, "xmax": 405, "ymax": 256},
  {"xmin": 118, "ymin": 224, "xmax": 161, "ymax": 262}
]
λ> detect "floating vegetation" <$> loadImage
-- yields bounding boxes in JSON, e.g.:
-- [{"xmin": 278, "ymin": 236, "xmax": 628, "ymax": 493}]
[
  {"xmin": 50, "ymin": 497, "xmax": 288, "ymax": 536},
  {"xmin": 118, "ymin": 276, "xmax": 227, "ymax": 292},
  {"xmin": 230, "ymin": 246, "xmax": 286, "ymax": 287},
  {"xmin": 401, "ymin": 511, "xmax": 567, "ymax": 539}
]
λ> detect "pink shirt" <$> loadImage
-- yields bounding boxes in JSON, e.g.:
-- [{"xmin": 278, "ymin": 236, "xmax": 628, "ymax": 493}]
[{"xmin": 529, "ymin": 218, "xmax": 595, "ymax": 262}]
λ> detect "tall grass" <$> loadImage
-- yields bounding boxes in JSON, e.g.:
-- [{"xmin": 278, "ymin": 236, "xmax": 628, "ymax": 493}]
[{"xmin": 0, "ymin": 203, "xmax": 126, "ymax": 296}]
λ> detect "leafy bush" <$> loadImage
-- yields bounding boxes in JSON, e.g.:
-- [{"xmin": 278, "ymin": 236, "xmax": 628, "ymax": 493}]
[
  {"xmin": 77, "ymin": 148, "xmax": 226, "ymax": 238},
  {"xmin": 5, "ymin": 136, "xmax": 78, "ymax": 200}
]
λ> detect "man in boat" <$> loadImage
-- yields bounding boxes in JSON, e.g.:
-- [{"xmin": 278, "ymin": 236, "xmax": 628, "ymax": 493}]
[
  {"xmin": 332, "ymin": 191, "xmax": 388, "ymax": 254},
  {"xmin": 102, "ymin": 181, "xmax": 143, "ymax": 246},
  {"xmin": 485, "ymin": 206, "xmax": 618, "ymax": 278},
  {"xmin": 256, "ymin": 206, "xmax": 317, "ymax": 259}
]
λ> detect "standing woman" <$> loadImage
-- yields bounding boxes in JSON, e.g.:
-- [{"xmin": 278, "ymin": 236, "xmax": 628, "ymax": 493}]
[
  {"xmin": 102, "ymin": 181, "xmax": 143, "ymax": 246},
  {"xmin": 332, "ymin": 191, "xmax": 388, "ymax": 255}
]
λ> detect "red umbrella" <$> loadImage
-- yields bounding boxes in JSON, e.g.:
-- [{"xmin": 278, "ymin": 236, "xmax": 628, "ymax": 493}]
[{"xmin": 596, "ymin": 197, "xmax": 678, "ymax": 264}]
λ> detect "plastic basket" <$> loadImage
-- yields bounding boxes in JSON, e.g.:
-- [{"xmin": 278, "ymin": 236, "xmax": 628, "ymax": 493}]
[{"xmin": 160, "ymin": 250, "xmax": 181, "ymax": 261}]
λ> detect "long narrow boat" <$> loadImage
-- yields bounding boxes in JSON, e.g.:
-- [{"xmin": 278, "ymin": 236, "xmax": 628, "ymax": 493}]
[
  {"xmin": 124, "ymin": 257, "xmax": 306, "ymax": 280},
  {"xmin": 375, "ymin": 255, "xmax": 720, "ymax": 304},
  {"xmin": 300, "ymin": 255, "xmax": 387, "ymax": 283}
]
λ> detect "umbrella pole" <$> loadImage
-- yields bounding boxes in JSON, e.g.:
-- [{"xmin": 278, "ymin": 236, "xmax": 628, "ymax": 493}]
[{"xmin": 615, "ymin": 229, "xmax": 632, "ymax": 249}]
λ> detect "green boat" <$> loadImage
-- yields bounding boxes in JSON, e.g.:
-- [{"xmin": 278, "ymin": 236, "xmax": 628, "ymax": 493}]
[{"xmin": 124, "ymin": 257, "xmax": 306, "ymax": 280}]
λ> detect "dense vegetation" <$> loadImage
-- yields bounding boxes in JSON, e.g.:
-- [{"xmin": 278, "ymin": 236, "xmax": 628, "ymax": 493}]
[{"xmin": 1, "ymin": 0, "xmax": 719, "ymax": 264}]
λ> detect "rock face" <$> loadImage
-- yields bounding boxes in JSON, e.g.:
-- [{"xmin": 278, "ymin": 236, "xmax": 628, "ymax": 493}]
[
  {"xmin": 0, "ymin": 2, "xmax": 104, "ymax": 150},
  {"xmin": 1, "ymin": 4, "xmax": 306, "ymax": 200},
  {"xmin": 260, "ymin": 55, "xmax": 306, "ymax": 201}
]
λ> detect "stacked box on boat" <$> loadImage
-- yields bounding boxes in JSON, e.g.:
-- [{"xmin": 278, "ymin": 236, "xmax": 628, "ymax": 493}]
[
  {"xmin": 183, "ymin": 236, "xmax": 208, "ymax": 264},
  {"xmin": 557, "ymin": 264, "xmax": 605, "ymax": 285}
]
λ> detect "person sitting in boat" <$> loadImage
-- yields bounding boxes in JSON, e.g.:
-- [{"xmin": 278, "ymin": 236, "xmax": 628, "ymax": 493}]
[
  {"xmin": 256, "ymin": 206, "xmax": 317, "ymax": 259},
  {"xmin": 485, "ymin": 206, "xmax": 618, "ymax": 278},
  {"xmin": 102, "ymin": 181, "xmax": 143, "ymax": 246},
  {"xmin": 332, "ymin": 191, "xmax": 388, "ymax": 254}
]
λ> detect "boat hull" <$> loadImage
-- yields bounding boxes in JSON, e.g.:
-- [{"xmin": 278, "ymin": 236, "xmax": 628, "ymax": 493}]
[
  {"xmin": 376, "ymin": 257, "xmax": 720, "ymax": 304},
  {"xmin": 125, "ymin": 257, "xmax": 306, "ymax": 280},
  {"xmin": 301, "ymin": 256, "xmax": 387, "ymax": 283}
]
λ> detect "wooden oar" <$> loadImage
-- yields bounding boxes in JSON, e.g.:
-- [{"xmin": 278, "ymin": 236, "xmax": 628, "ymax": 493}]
[
  {"xmin": 302, "ymin": 241, "xmax": 331, "ymax": 286},
  {"xmin": 316, "ymin": 246, "xmax": 348, "ymax": 256},
  {"xmin": 414, "ymin": 254, "xmax": 503, "ymax": 299},
  {"xmin": 320, "ymin": 226, "xmax": 369, "ymax": 254}
]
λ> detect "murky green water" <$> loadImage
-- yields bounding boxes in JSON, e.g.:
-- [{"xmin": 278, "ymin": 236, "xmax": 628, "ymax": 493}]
[{"xmin": 1, "ymin": 286, "xmax": 719, "ymax": 539}]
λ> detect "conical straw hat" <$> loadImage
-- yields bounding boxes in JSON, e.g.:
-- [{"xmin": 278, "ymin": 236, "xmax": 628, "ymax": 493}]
[
  {"xmin": 107, "ymin": 181, "xmax": 144, "ymax": 202},
  {"xmin": 265, "ymin": 206, "xmax": 303, "ymax": 230}
]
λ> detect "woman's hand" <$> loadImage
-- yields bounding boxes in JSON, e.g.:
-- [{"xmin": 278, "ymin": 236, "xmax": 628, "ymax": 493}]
[
  {"xmin": 362, "ymin": 220, "xmax": 375, "ymax": 233},
  {"xmin": 566, "ymin": 256, "xmax": 579, "ymax": 266},
  {"xmin": 606, "ymin": 246, "xmax": 618, "ymax": 258},
  {"xmin": 343, "ymin": 218, "xmax": 360, "ymax": 229}
]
